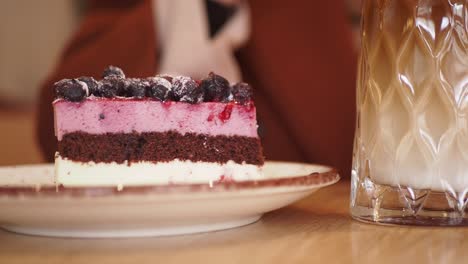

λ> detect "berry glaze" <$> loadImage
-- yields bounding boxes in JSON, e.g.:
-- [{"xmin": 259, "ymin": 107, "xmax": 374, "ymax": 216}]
[
  {"xmin": 53, "ymin": 98, "xmax": 258, "ymax": 140},
  {"xmin": 218, "ymin": 104, "xmax": 234, "ymax": 123}
]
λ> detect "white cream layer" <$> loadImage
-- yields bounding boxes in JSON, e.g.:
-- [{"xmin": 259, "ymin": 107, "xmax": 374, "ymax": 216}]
[{"xmin": 55, "ymin": 156, "xmax": 263, "ymax": 187}]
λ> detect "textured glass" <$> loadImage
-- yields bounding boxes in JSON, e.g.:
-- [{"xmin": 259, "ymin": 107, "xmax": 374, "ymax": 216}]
[{"xmin": 351, "ymin": 0, "xmax": 468, "ymax": 225}]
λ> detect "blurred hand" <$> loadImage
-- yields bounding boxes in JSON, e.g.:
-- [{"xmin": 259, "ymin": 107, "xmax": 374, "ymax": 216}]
[{"xmin": 154, "ymin": 0, "xmax": 250, "ymax": 82}]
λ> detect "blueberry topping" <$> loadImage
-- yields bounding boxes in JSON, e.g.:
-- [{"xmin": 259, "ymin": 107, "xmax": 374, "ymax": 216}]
[
  {"xmin": 149, "ymin": 85, "xmax": 171, "ymax": 101},
  {"xmin": 54, "ymin": 79, "xmax": 88, "ymax": 102},
  {"xmin": 147, "ymin": 77, "xmax": 173, "ymax": 101},
  {"xmin": 55, "ymin": 68, "xmax": 254, "ymax": 103},
  {"xmin": 100, "ymin": 77, "xmax": 127, "ymax": 97},
  {"xmin": 231, "ymin": 82, "xmax": 252, "ymax": 104},
  {"xmin": 99, "ymin": 113, "xmax": 105, "ymax": 120},
  {"xmin": 201, "ymin": 72, "xmax": 231, "ymax": 102},
  {"xmin": 172, "ymin": 76, "xmax": 204, "ymax": 104},
  {"xmin": 124, "ymin": 79, "xmax": 146, "ymax": 98},
  {"xmin": 102, "ymin": 65, "xmax": 125, "ymax": 79},
  {"xmin": 77, "ymin": 76, "xmax": 100, "ymax": 96}
]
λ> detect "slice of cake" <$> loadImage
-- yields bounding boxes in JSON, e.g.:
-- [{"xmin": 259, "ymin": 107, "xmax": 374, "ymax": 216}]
[{"xmin": 53, "ymin": 66, "xmax": 264, "ymax": 186}]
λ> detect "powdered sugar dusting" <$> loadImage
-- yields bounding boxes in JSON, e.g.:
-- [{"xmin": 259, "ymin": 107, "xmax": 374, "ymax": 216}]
[
  {"xmin": 75, "ymin": 79, "xmax": 89, "ymax": 96},
  {"xmin": 173, "ymin": 76, "xmax": 192, "ymax": 86},
  {"xmin": 172, "ymin": 76, "xmax": 203, "ymax": 104},
  {"xmin": 149, "ymin": 76, "xmax": 172, "ymax": 90}
]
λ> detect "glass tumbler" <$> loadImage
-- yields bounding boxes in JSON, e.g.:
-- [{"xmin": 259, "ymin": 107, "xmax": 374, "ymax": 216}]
[{"xmin": 351, "ymin": 0, "xmax": 467, "ymax": 225}]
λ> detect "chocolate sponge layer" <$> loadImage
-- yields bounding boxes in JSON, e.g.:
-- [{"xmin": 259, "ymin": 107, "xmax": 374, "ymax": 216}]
[{"xmin": 58, "ymin": 131, "xmax": 264, "ymax": 165}]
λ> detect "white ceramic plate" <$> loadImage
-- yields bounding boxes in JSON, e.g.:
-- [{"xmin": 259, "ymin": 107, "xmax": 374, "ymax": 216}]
[{"xmin": 0, "ymin": 161, "xmax": 339, "ymax": 238}]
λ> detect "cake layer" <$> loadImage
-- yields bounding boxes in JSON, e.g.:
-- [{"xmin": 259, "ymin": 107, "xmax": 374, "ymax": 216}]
[
  {"xmin": 53, "ymin": 98, "xmax": 258, "ymax": 140},
  {"xmin": 55, "ymin": 156, "xmax": 263, "ymax": 187},
  {"xmin": 58, "ymin": 131, "xmax": 264, "ymax": 165}
]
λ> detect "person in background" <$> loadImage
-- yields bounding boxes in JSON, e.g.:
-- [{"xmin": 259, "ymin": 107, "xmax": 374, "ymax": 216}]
[
  {"xmin": 38, "ymin": 0, "xmax": 357, "ymax": 177},
  {"xmin": 346, "ymin": 0, "xmax": 363, "ymax": 51}
]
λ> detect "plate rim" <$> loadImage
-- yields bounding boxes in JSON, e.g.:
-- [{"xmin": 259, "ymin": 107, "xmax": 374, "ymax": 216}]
[{"xmin": 0, "ymin": 161, "xmax": 340, "ymax": 197}]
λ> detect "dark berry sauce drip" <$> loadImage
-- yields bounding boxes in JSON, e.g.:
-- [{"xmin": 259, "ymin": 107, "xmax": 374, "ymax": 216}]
[{"xmin": 54, "ymin": 66, "xmax": 253, "ymax": 105}]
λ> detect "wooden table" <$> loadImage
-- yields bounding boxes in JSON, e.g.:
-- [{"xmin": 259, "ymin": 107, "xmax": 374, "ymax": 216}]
[{"xmin": 0, "ymin": 181, "xmax": 467, "ymax": 264}]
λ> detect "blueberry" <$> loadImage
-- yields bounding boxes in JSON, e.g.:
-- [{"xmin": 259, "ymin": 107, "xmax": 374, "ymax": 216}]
[
  {"xmin": 147, "ymin": 77, "xmax": 173, "ymax": 101},
  {"xmin": 54, "ymin": 79, "xmax": 88, "ymax": 102},
  {"xmin": 200, "ymin": 72, "xmax": 231, "ymax": 102},
  {"xmin": 99, "ymin": 77, "xmax": 127, "ymax": 98},
  {"xmin": 231, "ymin": 82, "xmax": 252, "ymax": 104},
  {"xmin": 172, "ymin": 76, "xmax": 204, "ymax": 104},
  {"xmin": 77, "ymin": 76, "xmax": 100, "ymax": 96},
  {"xmin": 102, "ymin": 65, "xmax": 125, "ymax": 78},
  {"xmin": 124, "ymin": 79, "xmax": 146, "ymax": 98}
]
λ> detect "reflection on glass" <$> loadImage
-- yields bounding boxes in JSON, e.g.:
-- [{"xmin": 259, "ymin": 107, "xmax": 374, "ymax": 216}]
[{"xmin": 351, "ymin": 0, "xmax": 467, "ymax": 226}]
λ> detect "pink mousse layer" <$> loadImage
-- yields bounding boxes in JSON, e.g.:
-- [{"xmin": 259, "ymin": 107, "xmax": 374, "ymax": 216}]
[{"xmin": 53, "ymin": 98, "xmax": 258, "ymax": 141}]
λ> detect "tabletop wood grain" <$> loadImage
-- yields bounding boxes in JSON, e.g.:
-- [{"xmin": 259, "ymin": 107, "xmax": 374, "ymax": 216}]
[{"xmin": 0, "ymin": 181, "xmax": 467, "ymax": 264}]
